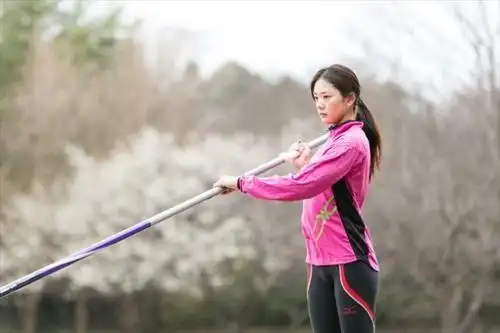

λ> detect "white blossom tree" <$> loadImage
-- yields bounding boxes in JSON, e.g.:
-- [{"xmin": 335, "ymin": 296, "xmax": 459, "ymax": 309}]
[{"xmin": 3, "ymin": 123, "xmax": 322, "ymax": 331}]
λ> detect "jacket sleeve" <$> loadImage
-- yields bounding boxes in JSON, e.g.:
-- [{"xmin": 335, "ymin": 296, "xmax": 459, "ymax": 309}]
[{"xmin": 238, "ymin": 141, "xmax": 362, "ymax": 201}]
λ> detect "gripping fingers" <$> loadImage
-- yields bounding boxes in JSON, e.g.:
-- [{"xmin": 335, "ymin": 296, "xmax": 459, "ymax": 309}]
[
  {"xmin": 220, "ymin": 187, "xmax": 235, "ymax": 195},
  {"xmin": 282, "ymin": 140, "xmax": 308, "ymax": 163}
]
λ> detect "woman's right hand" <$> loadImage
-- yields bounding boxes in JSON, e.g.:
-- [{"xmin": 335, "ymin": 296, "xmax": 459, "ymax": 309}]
[{"xmin": 287, "ymin": 140, "xmax": 311, "ymax": 171}]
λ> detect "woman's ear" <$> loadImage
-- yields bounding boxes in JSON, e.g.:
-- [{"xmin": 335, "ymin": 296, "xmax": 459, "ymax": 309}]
[{"xmin": 345, "ymin": 92, "xmax": 356, "ymax": 108}]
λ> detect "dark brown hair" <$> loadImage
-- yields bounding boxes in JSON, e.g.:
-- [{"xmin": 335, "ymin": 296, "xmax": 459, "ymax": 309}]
[{"xmin": 310, "ymin": 64, "xmax": 382, "ymax": 180}]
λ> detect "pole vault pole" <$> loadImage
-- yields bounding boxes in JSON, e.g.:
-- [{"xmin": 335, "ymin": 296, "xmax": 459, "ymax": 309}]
[{"xmin": 0, "ymin": 133, "xmax": 329, "ymax": 299}]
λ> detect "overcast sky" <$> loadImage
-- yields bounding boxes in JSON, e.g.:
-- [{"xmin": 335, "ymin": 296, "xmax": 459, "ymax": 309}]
[{"xmin": 98, "ymin": 1, "xmax": 499, "ymax": 101}]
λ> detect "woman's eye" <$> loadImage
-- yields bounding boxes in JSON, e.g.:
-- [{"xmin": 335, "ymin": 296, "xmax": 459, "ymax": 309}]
[{"xmin": 314, "ymin": 95, "xmax": 331, "ymax": 101}]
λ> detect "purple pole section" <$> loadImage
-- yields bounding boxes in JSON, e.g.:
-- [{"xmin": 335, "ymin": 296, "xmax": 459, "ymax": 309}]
[{"xmin": 0, "ymin": 133, "xmax": 328, "ymax": 299}]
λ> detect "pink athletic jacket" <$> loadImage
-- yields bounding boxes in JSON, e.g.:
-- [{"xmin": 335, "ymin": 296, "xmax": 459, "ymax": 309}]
[{"xmin": 238, "ymin": 121, "xmax": 379, "ymax": 271}]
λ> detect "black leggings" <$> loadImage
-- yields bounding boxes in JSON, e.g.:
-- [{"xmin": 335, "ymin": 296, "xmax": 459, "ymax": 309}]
[{"xmin": 306, "ymin": 260, "xmax": 379, "ymax": 333}]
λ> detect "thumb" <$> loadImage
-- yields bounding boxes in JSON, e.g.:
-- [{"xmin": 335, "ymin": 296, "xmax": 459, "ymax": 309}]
[{"xmin": 297, "ymin": 141, "xmax": 307, "ymax": 152}]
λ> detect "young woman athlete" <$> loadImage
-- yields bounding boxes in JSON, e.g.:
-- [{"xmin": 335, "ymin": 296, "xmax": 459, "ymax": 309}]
[{"xmin": 213, "ymin": 64, "xmax": 382, "ymax": 333}]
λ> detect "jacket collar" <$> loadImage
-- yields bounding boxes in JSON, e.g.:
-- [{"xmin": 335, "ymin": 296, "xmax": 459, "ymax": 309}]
[{"xmin": 328, "ymin": 120, "xmax": 363, "ymax": 136}]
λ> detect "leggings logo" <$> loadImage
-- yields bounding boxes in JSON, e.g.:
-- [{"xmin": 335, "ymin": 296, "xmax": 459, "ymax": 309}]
[{"xmin": 343, "ymin": 305, "xmax": 357, "ymax": 315}]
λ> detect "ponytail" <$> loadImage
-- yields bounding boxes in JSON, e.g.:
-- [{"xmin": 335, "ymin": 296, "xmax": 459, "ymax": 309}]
[{"xmin": 355, "ymin": 97, "xmax": 382, "ymax": 180}]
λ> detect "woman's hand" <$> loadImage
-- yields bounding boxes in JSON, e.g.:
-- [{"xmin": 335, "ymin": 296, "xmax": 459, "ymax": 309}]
[
  {"xmin": 287, "ymin": 140, "xmax": 311, "ymax": 171},
  {"xmin": 213, "ymin": 175, "xmax": 239, "ymax": 195}
]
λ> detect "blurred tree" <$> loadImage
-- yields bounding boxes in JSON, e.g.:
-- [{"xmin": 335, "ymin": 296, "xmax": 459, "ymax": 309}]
[
  {"xmin": 0, "ymin": 2, "xmax": 136, "ymax": 331},
  {"xmin": 0, "ymin": 0, "xmax": 136, "ymax": 198},
  {"xmin": 350, "ymin": 2, "xmax": 500, "ymax": 331},
  {"xmin": 0, "ymin": 0, "xmax": 59, "ymax": 95},
  {"xmin": 0, "ymin": 0, "xmax": 133, "ymax": 94},
  {"xmin": 193, "ymin": 62, "xmax": 311, "ymax": 136},
  {"xmin": 52, "ymin": 0, "xmax": 137, "ymax": 69}
]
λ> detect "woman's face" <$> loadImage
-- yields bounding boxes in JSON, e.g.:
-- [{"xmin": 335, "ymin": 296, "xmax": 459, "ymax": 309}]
[{"xmin": 312, "ymin": 78, "xmax": 355, "ymax": 125}]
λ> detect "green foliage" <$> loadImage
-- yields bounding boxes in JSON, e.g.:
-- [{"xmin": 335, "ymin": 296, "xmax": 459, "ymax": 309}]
[
  {"xmin": 0, "ymin": 0, "xmax": 59, "ymax": 94},
  {"xmin": 0, "ymin": 0, "xmax": 134, "ymax": 95},
  {"xmin": 52, "ymin": 0, "xmax": 137, "ymax": 69}
]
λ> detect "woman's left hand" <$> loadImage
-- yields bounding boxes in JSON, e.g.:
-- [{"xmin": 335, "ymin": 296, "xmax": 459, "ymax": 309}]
[{"xmin": 213, "ymin": 175, "xmax": 239, "ymax": 195}]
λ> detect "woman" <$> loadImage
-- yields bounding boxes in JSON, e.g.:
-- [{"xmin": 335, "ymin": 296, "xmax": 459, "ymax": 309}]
[{"xmin": 213, "ymin": 64, "xmax": 382, "ymax": 333}]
